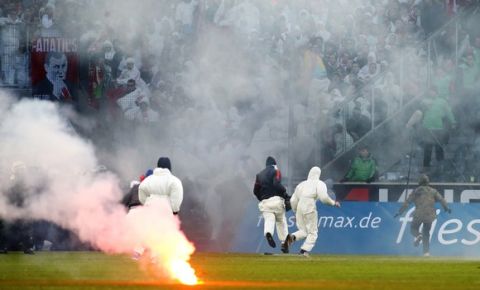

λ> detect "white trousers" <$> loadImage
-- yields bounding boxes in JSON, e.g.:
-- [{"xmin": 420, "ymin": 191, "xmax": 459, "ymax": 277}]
[
  {"xmin": 259, "ymin": 196, "xmax": 288, "ymax": 242},
  {"xmin": 292, "ymin": 210, "xmax": 318, "ymax": 252}
]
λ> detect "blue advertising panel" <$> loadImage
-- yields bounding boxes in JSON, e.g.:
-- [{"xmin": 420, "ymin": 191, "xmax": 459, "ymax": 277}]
[
  {"xmin": 332, "ymin": 182, "xmax": 480, "ymax": 202},
  {"xmin": 231, "ymin": 201, "xmax": 480, "ymax": 256}
]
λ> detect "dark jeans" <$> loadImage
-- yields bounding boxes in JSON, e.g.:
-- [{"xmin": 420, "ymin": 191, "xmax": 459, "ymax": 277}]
[
  {"xmin": 411, "ymin": 218, "xmax": 432, "ymax": 254},
  {"xmin": 423, "ymin": 143, "xmax": 444, "ymax": 167},
  {"xmin": 422, "ymin": 127, "xmax": 448, "ymax": 168}
]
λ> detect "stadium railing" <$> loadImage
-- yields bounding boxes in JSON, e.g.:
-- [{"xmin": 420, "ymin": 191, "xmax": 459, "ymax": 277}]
[{"xmin": 315, "ymin": 6, "xmax": 480, "ymax": 182}]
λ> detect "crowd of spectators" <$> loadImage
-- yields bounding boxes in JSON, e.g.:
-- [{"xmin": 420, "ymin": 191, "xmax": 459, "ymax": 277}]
[
  {"xmin": 0, "ymin": 0, "xmax": 479, "ymax": 178},
  {"xmin": 1, "ymin": 0, "xmax": 480, "ymax": 253}
]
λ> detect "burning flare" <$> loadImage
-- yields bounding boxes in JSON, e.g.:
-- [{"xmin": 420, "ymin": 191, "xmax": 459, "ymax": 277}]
[
  {"xmin": 128, "ymin": 198, "xmax": 200, "ymax": 285},
  {"xmin": 0, "ymin": 95, "xmax": 200, "ymax": 285},
  {"xmin": 169, "ymin": 259, "xmax": 199, "ymax": 285}
]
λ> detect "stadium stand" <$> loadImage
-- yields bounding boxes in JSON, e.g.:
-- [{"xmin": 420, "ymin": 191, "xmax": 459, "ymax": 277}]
[{"xmin": 1, "ymin": 0, "xmax": 480, "ymax": 251}]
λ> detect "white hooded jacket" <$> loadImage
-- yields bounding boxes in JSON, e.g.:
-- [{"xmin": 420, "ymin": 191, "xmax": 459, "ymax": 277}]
[
  {"xmin": 138, "ymin": 168, "xmax": 183, "ymax": 213},
  {"xmin": 290, "ymin": 167, "xmax": 335, "ymax": 214}
]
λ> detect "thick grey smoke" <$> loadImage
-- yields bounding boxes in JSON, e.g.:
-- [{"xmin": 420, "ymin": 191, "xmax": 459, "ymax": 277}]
[
  {"xmin": 3, "ymin": 0, "xmax": 436, "ymax": 252},
  {"xmin": 0, "ymin": 91, "xmax": 116, "ymax": 239},
  {"xmin": 62, "ymin": 0, "xmax": 430, "ymax": 250},
  {"xmin": 0, "ymin": 91, "xmax": 196, "ymax": 282}
]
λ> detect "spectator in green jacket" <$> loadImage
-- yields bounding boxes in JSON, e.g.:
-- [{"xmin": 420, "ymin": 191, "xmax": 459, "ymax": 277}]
[
  {"xmin": 459, "ymin": 52, "xmax": 479, "ymax": 96},
  {"xmin": 420, "ymin": 87, "xmax": 456, "ymax": 169},
  {"xmin": 431, "ymin": 61, "xmax": 455, "ymax": 100},
  {"xmin": 341, "ymin": 146, "xmax": 377, "ymax": 182}
]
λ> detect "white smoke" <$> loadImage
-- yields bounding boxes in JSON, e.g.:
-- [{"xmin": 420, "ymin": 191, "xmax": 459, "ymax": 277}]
[
  {"xmin": 13, "ymin": 0, "xmax": 433, "ymax": 252},
  {"xmin": 0, "ymin": 91, "xmax": 194, "ymax": 281},
  {"xmin": 81, "ymin": 0, "xmax": 413, "ymax": 244}
]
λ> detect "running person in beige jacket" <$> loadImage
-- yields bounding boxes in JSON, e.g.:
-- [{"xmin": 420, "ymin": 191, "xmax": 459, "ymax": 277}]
[{"xmin": 395, "ymin": 174, "xmax": 451, "ymax": 256}]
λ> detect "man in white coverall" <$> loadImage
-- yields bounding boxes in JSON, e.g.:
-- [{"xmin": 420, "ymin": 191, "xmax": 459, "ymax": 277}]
[
  {"xmin": 131, "ymin": 158, "xmax": 183, "ymax": 261},
  {"xmin": 287, "ymin": 166, "xmax": 340, "ymax": 256},
  {"xmin": 253, "ymin": 156, "xmax": 291, "ymax": 253},
  {"xmin": 139, "ymin": 157, "xmax": 183, "ymax": 215}
]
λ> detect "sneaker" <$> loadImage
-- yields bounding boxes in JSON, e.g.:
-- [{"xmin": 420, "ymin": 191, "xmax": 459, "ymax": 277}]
[
  {"xmin": 414, "ymin": 234, "xmax": 422, "ymax": 247},
  {"xmin": 424, "ymin": 252, "xmax": 430, "ymax": 257},
  {"xmin": 281, "ymin": 234, "xmax": 294, "ymax": 254},
  {"xmin": 287, "ymin": 234, "xmax": 295, "ymax": 245},
  {"xmin": 299, "ymin": 249, "xmax": 310, "ymax": 257},
  {"xmin": 280, "ymin": 234, "xmax": 290, "ymax": 253},
  {"xmin": 280, "ymin": 242, "xmax": 288, "ymax": 253},
  {"xmin": 265, "ymin": 233, "xmax": 276, "ymax": 248}
]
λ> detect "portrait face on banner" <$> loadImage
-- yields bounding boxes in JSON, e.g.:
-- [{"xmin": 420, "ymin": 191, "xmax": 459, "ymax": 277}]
[
  {"xmin": 31, "ymin": 37, "xmax": 78, "ymax": 102},
  {"xmin": 45, "ymin": 52, "xmax": 68, "ymax": 83}
]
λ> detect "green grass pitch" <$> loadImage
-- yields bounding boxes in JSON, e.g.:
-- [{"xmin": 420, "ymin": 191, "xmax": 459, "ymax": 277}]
[{"xmin": 0, "ymin": 252, "xmax": 479, "ymax": 289}]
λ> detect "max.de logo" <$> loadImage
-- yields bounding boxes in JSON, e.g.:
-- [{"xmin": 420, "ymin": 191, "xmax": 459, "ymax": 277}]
[
  {"xmin": 256, "ymin": 212, "xmax": 381, "ymax": 229},
  {"xmin": 396, "ymin": 207, "xmax": 480, "ymax": 246}
]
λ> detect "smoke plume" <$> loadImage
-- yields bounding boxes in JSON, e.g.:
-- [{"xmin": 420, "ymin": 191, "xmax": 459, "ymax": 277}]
[{"xmin": 0, "ymin": 91, "xmax": 196, "ymax": 283}]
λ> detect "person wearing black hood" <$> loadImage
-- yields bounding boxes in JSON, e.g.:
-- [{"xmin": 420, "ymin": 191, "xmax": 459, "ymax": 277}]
[
  {"xmin": 395, "ymin": 174, "xmax": 451, "ymax": 256},
  {"xmin": 139, "ymin": 157, "xmax": 183, "ymax": 215},
  {"xmin": 253, "ymin": 156, "xmax": 291, "ymax": 253}
]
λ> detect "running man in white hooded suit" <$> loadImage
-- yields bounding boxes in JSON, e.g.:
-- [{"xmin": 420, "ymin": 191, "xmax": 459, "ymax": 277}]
[{"xmin": 288, "ymin": 166, "xmax": 340, "ymax": 256}]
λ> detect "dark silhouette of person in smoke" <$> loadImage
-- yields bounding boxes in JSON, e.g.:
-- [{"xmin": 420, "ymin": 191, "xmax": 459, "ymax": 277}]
[
  {"xmin": 0, "ymin": 220, "xmax": 8, "ymax": 254},
  {"xmin": 2, "ymin": 163, "xmax": 36, "ymax": 254}
]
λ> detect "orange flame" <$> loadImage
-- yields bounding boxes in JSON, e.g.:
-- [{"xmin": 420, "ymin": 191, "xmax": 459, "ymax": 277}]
[
  {"xmin": 147, "ymin": 240, "xmax": 200, "ymax": 286},
  {"xmin": 145, "ymin": 229, "xmax": 200, "ymax": 285},
  {"xmin": 169, "ymin": 259, "xmax": 200, "ymax": 285},
  {"xmin": 128, "ymin": 198, "xmax": 200, "ymax": 285}
]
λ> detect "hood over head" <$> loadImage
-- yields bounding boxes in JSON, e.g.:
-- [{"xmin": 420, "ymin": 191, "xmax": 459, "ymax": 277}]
[
  {"xmin": 157, "ymin": 157, "xmax": 171, "ymax": 171},
  {"xmin": 418, "ymin": 174, "xmax": 429, "ymax": 186},
  {"xmin": 307, "ymin": 166, "xmax": 321, "ymax": 180},
  {"xmin": 265, "ymin": 156, "xmax": 276, "ymax": 166}
]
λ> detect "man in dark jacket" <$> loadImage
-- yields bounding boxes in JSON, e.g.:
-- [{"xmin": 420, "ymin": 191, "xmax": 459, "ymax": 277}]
[
  {"xmin": 124, "ymin": 169, "xmax": 153, "ymax": 260},
  {"xmin": 395, "ymin": 174, "xmax": 451, "ymax": 256},
  {"xmin": 122, "ymin": 169, "xmax": 153, "ymax": 211},
  {"xmin": 253, "ymin": 156, "xmax": 291, "ymax": 253}
]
